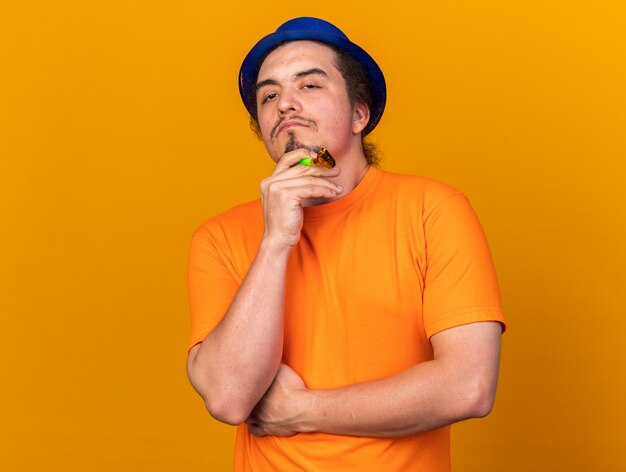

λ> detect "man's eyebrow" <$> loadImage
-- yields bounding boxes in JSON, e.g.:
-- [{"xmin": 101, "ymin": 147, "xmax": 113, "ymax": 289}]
[
  {"xmin": 255, "ymin": 68, "xmax": 329, "ymax": 92},
  {"xmin": 295, "ymin": 68, "xmax": 328, "ymax": 79},
  {"xmin": 255, "ymin": 78, "xmax": 278, "ymax": 92}
]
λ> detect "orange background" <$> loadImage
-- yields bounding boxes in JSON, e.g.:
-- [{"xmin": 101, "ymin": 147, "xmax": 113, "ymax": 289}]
[{"xmin": 1, "ymin": 1, "xmax": 625, "ymax": 470}]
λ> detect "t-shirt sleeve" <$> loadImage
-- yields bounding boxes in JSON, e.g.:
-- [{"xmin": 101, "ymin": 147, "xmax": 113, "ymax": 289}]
[
  {"xmin": 422, "ymin": 193, "xmax": 506, "ymax": 338},
  {"xmin": 187, "ymin": 223, "xmax": 240, "ymax": 350}
]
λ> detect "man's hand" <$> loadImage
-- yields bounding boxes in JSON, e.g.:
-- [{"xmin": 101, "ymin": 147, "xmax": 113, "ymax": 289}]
[
  {"xmin": 246, "ymin": 364, "xmax": 313, "ymax": 437},
  {"xmin": 260, "ymin": 149, "xmax": 342, "ymax": 248}
]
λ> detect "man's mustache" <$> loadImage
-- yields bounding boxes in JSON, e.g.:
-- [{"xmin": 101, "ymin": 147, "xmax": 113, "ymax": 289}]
[{"xmin": 271, "ymin": 116, "xmax": 318, "ymax": 138}]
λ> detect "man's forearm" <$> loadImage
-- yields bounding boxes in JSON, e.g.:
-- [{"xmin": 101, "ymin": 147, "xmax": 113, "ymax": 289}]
[
  {"xmin": 187, "ymin": 237, "xmax": 291, "ymax": 425},
  {"xmin": 302, "ymin": 359, "xmax": 491, "ymax": 437}
]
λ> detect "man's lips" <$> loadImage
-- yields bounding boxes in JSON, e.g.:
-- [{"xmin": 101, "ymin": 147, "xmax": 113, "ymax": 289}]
[
  {"xmin": 275, "ymin": 120, "xmax": 308, "ymax": 137},
  {"xmin": 271, "ymin": 117, "xmax": 317, "ymax": 138}
]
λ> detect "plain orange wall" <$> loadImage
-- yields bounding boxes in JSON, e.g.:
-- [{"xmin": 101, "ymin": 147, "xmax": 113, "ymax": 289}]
[{"xmin": 1, "ymin": 1, "xmax": 625, "ymax": 470}]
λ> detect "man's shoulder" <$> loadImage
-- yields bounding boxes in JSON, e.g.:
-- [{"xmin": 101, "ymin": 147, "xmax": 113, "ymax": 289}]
[
  {"xmin": 192, "ymin": 199, "xmax": 263, "ymax": 239},
  {"xmin": 376, "ymin": 168, "xmax": 465, "ymax": 209}
]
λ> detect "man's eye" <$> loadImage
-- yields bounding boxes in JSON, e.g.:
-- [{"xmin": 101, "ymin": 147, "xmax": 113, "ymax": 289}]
[
  {"xmin": 303, "ymin": 84, "xmax": 320, "ymax": 90},
  {"xmin": 262, "ymin": 92, "xmax": 278, "ymax": 103}
]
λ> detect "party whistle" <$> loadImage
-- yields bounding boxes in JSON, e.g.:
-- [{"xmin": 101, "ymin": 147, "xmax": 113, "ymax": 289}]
[{"xmin": 298, "ymin": 147, "xmax": 336, "ymax": 169}]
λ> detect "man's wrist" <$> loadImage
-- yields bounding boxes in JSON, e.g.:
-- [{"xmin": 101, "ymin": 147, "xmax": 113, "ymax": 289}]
[
  {"xmin": 259, "ymin": 234, "xmax": 296, "ymax": 256},
  {"xmin": 296, "ymin": 389, "xmax": 325, "ymax": 434}
]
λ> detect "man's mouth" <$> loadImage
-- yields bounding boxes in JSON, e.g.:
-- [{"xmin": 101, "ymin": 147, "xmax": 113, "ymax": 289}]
[{"xmin": 271, "ymin": 116, "xmax": 317, "ymax": 139}]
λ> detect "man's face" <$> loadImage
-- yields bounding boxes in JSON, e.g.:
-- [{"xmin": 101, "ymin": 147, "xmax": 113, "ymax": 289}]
[{"xmin": 255, "ymin": 41, "xmax": 362, "ymax": 162}]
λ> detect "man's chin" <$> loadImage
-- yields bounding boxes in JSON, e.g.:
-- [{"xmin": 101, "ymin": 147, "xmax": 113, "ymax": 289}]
[
  {"xmin": 285, "ymin": 142, "xmax": 307, "ymax": 153},
  {"xmin": 282, "ymin": 131, "xmax": 322, "ymax": 154},
  {"xmin": 284, "ymin": 141, "xmax": 324, "ymax": 154}
]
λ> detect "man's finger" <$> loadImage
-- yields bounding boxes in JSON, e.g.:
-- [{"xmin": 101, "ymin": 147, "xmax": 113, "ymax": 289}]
[
  {"xmin": 264, "ymin": 175, "xmax": 343, "ymax": 201},
  {"xmin": 275, "ymin": 148, "xmax": 317, "ymax": 170},
  {"xmin": 262, "ymin": 164, "xmax": 341, "ymax": 191}
]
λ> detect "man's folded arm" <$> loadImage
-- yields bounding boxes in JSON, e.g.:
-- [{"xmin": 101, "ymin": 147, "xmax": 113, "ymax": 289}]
[
  {"xmin": 248, "ymin": 320, "xmax": 503, "ymax": 437},
  {"xmin": 186, "ymin": 237, "xmax": 292, "ymax": 426}
]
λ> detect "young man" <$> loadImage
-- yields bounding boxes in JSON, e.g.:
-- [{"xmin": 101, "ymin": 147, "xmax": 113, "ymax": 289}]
[{"xmin": 187, "ymin": 17, "xmax": 506, "ymax": 471}]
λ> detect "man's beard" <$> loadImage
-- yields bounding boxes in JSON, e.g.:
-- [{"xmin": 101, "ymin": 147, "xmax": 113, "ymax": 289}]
[{"xmin": 284, "ymin": 131, "xmax": 322, "ymax": 154}]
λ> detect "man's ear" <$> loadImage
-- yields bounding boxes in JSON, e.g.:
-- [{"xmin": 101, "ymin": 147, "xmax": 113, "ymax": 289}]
[{"xmin": 352, "ymin": 101, "xmax": 370, "ymax": 135}]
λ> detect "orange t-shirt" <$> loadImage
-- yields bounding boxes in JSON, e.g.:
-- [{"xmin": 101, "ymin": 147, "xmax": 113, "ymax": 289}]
[{"xmin": 188, "ymin": 166, "xmax": 505, "ymax": 471}]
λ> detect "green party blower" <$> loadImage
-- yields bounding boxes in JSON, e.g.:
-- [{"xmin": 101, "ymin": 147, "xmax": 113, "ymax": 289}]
[{"xmin": 298, "ymin": 147, "xmax": 336, "ymax": 168}]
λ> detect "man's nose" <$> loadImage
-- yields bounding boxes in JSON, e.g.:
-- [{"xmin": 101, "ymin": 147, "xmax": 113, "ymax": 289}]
[{"xmin": 277, "ymin": 89, "xmax": 301, "ymax": 115}]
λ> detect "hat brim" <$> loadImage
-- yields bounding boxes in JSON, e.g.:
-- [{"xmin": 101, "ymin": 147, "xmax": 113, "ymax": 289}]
[{"xmin": 239, "ymin": 29, "xmax": 386, "ymax": 136}]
